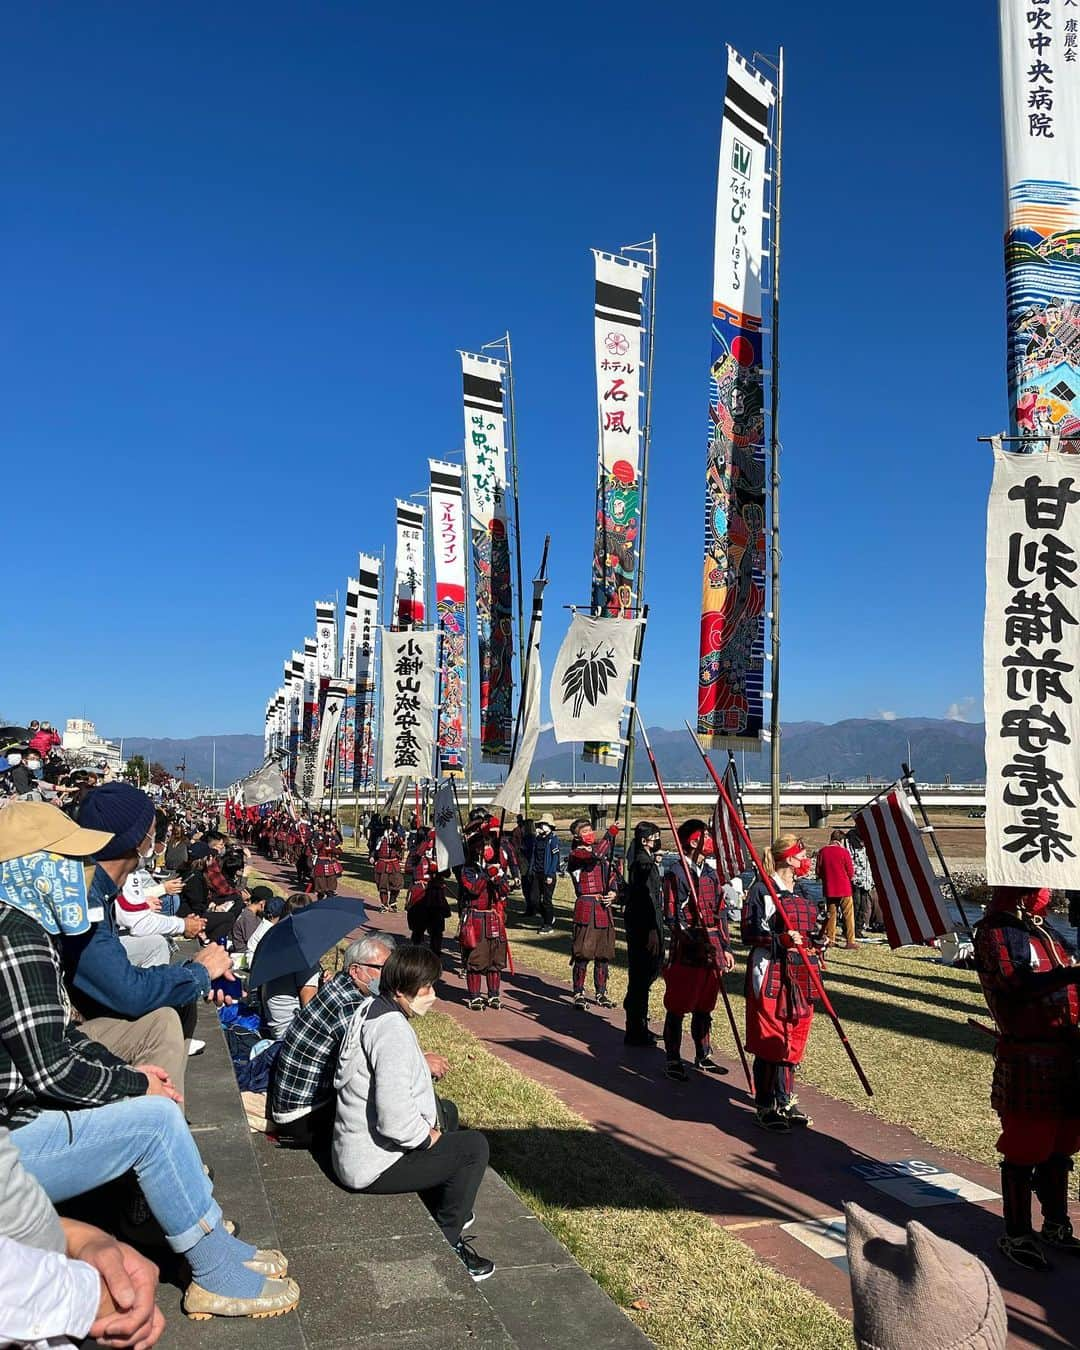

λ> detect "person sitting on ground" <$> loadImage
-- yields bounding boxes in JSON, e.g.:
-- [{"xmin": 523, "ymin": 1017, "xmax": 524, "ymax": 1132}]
[
  {"xmin": 332, "ymin": 944, "xmax": 493, "ymax": 1281},
  {"xmin": 232, "ymin": 884, "xmax": 274, "ymax": 953},
  {"xmin": 62, "ymin": 786, "xmax": 233, "ymax": 1094},
  {"xmin": 0, "ymin": 805, "xmax": 299, "ymax": 1320},
  {"xmin": 115, "ymin": 862, "xmax": 202, "ymax": 969},
  {"xmin": 269, "ymin": 933, "xmax": 403, "ymax": 1148},
  {"xmin": 246, "ymin": 894, "xmax": 287, "ymax": 958}
]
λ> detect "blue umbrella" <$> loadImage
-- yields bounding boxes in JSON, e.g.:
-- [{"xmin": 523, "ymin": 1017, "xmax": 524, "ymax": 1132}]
[{"xmin": 248, "ymin": 896, "xmax": 368, "ymax": 989}]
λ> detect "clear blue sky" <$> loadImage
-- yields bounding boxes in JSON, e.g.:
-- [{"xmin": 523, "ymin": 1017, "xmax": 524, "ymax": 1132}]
[{"xmin": 0, "ymin": 1, "xmax": 1002, "ymax": 738}]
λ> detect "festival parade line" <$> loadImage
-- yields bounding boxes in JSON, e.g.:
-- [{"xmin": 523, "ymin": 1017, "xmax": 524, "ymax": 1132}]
[{"xmin": 248, "ymin": 852, "xmax": 1071, "ymax": 1350}]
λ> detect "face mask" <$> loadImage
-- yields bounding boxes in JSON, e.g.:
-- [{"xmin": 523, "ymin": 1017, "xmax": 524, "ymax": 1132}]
[
  {"xmin": 367, "ymin": 973, "xmax": 381, "ymax": 996},
  {"xmin": 701, "ymin": 835, "xmax": 716, "ymax": 858},
  {"xmin": 6, "ymin": 753, "xmax": 21, "ymax": 766},
  {"xmin": 578, "ymin": 829, "xmax": 595, "ymax": 846},
  {"xmin": 26, "ymin": 759, "xmax": 41, "ymax": 771},
  {"xmin": 794, "ymin": 855, "xmax": 813, "ymax": 878},
  {"xmin": 1029, "ymin": 888, "xmax": 1052, "ymax": 917},
  {"xmin": 409, "ymin": 990, "xmax": 437, "ymax": 1017}
]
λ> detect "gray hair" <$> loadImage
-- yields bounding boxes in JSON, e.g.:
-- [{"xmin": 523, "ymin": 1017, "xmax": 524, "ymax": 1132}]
[{"xmin": 342, "ymin": 932, "xmax": 395, "ymax": 968}]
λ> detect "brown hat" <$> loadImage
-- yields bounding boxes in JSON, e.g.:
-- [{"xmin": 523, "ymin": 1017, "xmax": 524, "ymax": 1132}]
[
  {"xmin": 845, "ymin": 1204, "xmax": 1006, "ymax": 1350},
  {"xmin": 0, "ymin": 801, "xmax": 114, "ymax": 864}
]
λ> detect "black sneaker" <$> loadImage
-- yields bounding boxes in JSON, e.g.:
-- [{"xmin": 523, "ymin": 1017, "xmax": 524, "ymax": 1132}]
[
  {"xmin": 486, "ymin": 995, "xmax": 502, "ymax": 1011},
  {"xmin": 596, "ymin": 993, "xmax": 615, "ymax": 1008},
  {"xmin": 573, "ymin": 993, "xmax": 588, "ymax": 1010},
  {"xmin": 756, "ymin": 1108, "xmax": 791, "ymax": 1133},
  {"xmin": 999, "ymin": 1232, "xmax": 1051, "ymax": 1271},
  {"xmin": 454, "ymin": 1238, "xmax": 495, "ymax": 1282},
  {"xmin": 780, "ymin": 1100, "xmax": 812, "ymax": 1128},
  {"xmin": 467, "ymin": 998, "xmax": 485, "ymax": 1011},
  {"xmin": 693, "ymin": 1056, "xmax": 728, "ymax": 1076},
  {"xmin": 1041, "ymin": 1220, "xmax": 1080, "ymax": 1253},
  {"xmin": 665, "ymin": 1060, "xmax": 689, "ymax": 1082}
]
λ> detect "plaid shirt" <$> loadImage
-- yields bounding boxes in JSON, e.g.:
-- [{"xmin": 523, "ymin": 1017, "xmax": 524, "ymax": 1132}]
[
  {"xmin": 204, "ymin": 855, "xmax": 235, "ymax": 898},
  {"xmin": 0, "ymin": 907, "xmax": 145, "ymax": 1127},
  {"xmin": 268, "ymin": 972, "xmax": 368, "ymax": 1123}
]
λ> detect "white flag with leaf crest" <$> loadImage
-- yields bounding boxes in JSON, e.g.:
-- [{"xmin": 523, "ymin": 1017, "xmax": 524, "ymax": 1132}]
[{"xmin": 550, "ymin": 613, "xmax": 641, "ymax": 745}]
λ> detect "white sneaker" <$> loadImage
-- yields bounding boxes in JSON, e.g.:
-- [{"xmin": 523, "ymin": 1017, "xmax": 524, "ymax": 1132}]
[{"xmin": 187, "ymin": 1039, "xmax": 206, "ymax": 1057}]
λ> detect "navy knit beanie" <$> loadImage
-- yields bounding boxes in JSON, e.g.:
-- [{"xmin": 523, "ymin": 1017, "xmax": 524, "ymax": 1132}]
[{"xmin": 78, "ymin": 784, "xmax": 156, "ymax": 860}]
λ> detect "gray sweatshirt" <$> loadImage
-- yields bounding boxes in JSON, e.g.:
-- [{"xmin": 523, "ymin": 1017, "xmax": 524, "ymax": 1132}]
[
  {"xmin": 0, "ymin": 1126, "xmax": 65, "ymax": 1253},
  {"xmin": 332, "ymin": 995, "xmax": 436, "ymax": 1190}
]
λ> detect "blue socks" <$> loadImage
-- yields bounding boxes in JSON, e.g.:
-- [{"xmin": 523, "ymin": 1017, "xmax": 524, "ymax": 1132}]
[{"xmin": 186, "ymin": 1224, "xmax": 265, "ymax": 1298}]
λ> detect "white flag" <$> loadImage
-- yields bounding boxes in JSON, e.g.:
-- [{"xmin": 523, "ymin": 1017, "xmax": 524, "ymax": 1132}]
[
  {"xmin": 310, "ymin": 677, "xmax": 348, "ymax": 804},
  {"xmin": 490, "ymin": 576, "xmax": 546, "ymax": 814},
  {"xmin": 380, "ymin": 629, "xmax": 438, "ymax": 781},
  {"xmin": 433, "ymin": 779, "xmax": 465, "ymax": 871},
  {"xmin": 239, "ymin": 760, "xmax": 285, "ymax": 807},
  {"xmin": 550, "ymin": 613, "xmax": 641, "ymax": 745}
]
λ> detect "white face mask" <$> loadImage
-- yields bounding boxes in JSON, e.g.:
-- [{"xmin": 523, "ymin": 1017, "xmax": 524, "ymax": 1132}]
[
  {"xmin": 26, "ymin": 759, "xmax": 41, "ymax": 771},
  {"xmin": 409, "ymin": 990, "xmax": 437, "ymax": 1017},
  {"xmin": 6, "ymin": 753, "xmax": 21, "ymax": 766}
]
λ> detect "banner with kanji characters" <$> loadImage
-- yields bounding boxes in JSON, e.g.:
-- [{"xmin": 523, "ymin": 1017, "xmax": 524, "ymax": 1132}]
[
  {"xmin": 288, "ymin": 652, "xmax": 304, "ymax": 786},
  {"xmin": 380, "ymin": 629, "xmax": 438, "ymax": 781},
  {"xmin": 314, "ymin": 601, "xmax": 337, "ymax": 787},
  {"xmin": 310, "ymin": 677, "xmax": 348, "ymax": 805},
  {"xmin": 338, "ymin": 579, "xmax": 360, "ymax": 791},
  {"xmin": 984, "ymin": 441, "xmax": 1080, "ymax": 886},
  {"xmin": 697, "ymin": 46, "xmax": 776, "ymax": 750},
  {"xmin": 461, "ymin": 350, "xmax": 515, "ymax": 764},
  {"xmin": 394, "ymin": 501, "xmax": 426, "ymax": 626},
  {"xmin": 1000, "ymin": 0, "xmax": 1080, "ymax": 440},
  {"xmin": 354, "ymin": 555, "xmax": 381, "ymax": 790},
  {"xmin": 430, "ymin": 459, "xmax": 468, "ymax": 775},
  {"xmin": 301, "ymin": 637, "xmax": 317, "ymax": 747}
]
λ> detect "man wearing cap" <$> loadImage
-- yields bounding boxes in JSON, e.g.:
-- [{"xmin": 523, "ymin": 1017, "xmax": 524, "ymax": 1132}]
[
  {"xmin": 61, "ymin": 785, "xmax": 232, "ymax": 1093},
  {"xmin": 231, "ymin": 884, "xmax": 275, "ymax": 952}
]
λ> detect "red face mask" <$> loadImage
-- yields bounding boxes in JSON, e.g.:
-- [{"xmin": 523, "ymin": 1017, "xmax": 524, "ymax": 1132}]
[
  {"xmin": 794, "ymin": 855, "xmax": 812, "ymax": 878},
  {"xmin": 482, "ymin": 844, "xmax": 495, "ymax": 863},
  {"xmin": 1029, "ymin": 887, "xmax": 1052, "ymax": 916},
  {"xmin": 578, "ymin": 828, "xmax": 595, "ymax": 846},
  {"xmin": 701, "ymin": 835, "xmax": 715, "ymax": 858}
]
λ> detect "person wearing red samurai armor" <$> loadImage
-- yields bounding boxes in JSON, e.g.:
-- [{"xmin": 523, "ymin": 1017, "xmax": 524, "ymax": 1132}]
[
  {"xmin": 374, "ymin": 818, "xmax": 405, "ymax": 910},
  {"xmin": 311, "ymin": 816, "xmax": 343, "ymax": 898},
  {"xmin": 741, "ymin": 834, "xmax": 824, "ymax": 1132},
  {"xmin": 974, "ymin": 885, "xmax": 1080, "ymax": 1272},
  {"xmin": 458, "ymin": 832, "xmax": 509, "ymax": 1010},
  {"xmin": 661, "ymin": 819, "xmax": 735, "ymax": 1082},
  {"xmin": 406, "ymin": 827, "xmax": 451, "ymax": 956},
  {"xmin": 567, "ymin": 818, "xmax": 620, "ymax": 1011}
]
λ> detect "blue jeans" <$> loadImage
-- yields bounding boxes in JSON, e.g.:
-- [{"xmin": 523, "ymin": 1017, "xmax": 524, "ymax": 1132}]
[
  {"xmin": 159, "ymin": 894, "xmax": 180, "ymax": 917},
  {"xmin": 12, "ymin": 1097, "xmax": 220, "ymax": 1253}
]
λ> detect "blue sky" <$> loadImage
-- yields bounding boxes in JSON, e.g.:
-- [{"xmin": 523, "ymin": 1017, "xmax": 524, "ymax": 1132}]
[{"xmin": 0, "ymin": 2, "xmax": 1003, "ymax": 738}]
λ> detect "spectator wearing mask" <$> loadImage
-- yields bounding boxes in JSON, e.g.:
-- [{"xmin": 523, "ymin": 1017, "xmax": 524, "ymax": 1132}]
[
  {"xmin": 269, "ymin": 934, "xmax": 398, "ymax": 1148},
  {"xmin": 28, "ymin": 723, "xmax": 62, "ymax": 762},
  {"xmin": 333, "ymin": 944, "xmax": 493, "ymax": 1282},
  {"xmin": 115, "ymin": 864, "xmax": 203, "ymax": 969},
  {"xmin": 1, "ymin": 748, "xmax": 34, "ymax": 798},
  {"xmin": 232, "ymin": 885, "xmax": 275, "ymax": 953},
  {"xmin": 816, "ymin": 829, "xmax": 857, "ymax": 950},
  {"xmin": 528, "ymin": 815, "xmax": 560, "ymax": 934}
]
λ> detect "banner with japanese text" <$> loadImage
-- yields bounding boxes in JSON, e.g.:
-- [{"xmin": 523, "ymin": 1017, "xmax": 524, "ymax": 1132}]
[
  {"xmin": 1000, "ymin": 0, "xmax": 1080, "ymax": 439},
  {"xmin": 394, "ymin": 501, "xmax": 426, "ymax": 626},
  {"xmin": 300, "ymin": 636, "xmax": 319, "ymax": 798},
  {"xmin": 354, "ymin": 555, "xmax": 381, "ymax": 790},
  {"xmin": 697, "ymin": 46, "xmax": 775, "ymax": 749},
  {"xmin": 430, "ymin": 459, "xmax": 468, "ymax": 774},
  {"xmin": 338, "ymin": 579, "xmax": 360, "ymax": 792},
  {"xmin": 311, "ymin": 677, "xmax": 348, "ymax": 805},
  {"xmin": 984, "ymin": 441, "xmax": 1080, "ymax": 886},
  {"xmin": 461, "ymin": 350, "xmax": 514, "ymax": 763},
  {"xmin": 380, "ymin": 629, "xmax": 438, "ymax": 781},
  {"xmin": 289, "ymin": 653, "xmax": 304, "ymax": 787},
  {"xmin": 314, "ymin": 601, "xmax": 337, "ymax": 788}
]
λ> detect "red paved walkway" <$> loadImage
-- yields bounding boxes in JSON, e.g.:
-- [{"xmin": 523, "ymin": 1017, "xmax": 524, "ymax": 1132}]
[{"xmin": 253, "ymin": 852, "xmax": 1071, "ymax": 1349}]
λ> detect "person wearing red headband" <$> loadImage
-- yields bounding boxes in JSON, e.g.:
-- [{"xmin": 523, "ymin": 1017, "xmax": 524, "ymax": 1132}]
[
  {"xmin": 660, "ymin": 819, "xmax": 735, "ymax": 1081},
  {"xmin": 974, "ymin": 885, "xmax": 1080, "ymax": 1271},
  {"xmin": 741, "ymin": 833, "xmax": 824, "ymax": 1131},
  {"xmin": 457, "ymin": 831, "xmax": 510, "ymax": 1010},
  {"xmin": 567, "ymin": 818, "xmax": 621, "ymax": 1010}
]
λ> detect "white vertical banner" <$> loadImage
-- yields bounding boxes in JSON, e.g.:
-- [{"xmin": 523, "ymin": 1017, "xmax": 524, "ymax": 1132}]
[
  {"xmin": 429, "ymin": 459, "xmax": 468, "ymax": 775},
  {"xmin": 343, "ymin": 583, "xmax": 360, "ymax": 683},
  {"xmin": 433, "ymin": 779, "xmax": 465, "ymax": 871},
  {"xmin": 311, "ymin": 677, "xmax": 349, "ymax": 804},
  {"xmin": 394, "ymin": 500, "xmax": 427, "ymax": 626},
  {"xmin": 550, "ymin": 613, "xmax": 642, "ymax": 746},
  {"xmin": 355, "ymin": 554, "xmax": 381, "ymax": 789},
  {"xmin": 315, "ymin": 602, "xmax": 337, "ymax": 681},
  {"xmin": 984, "ymin": 441, "xmax": 1080, "ymax": 886},
  {"xmin": 380, "ymin": 629, "xmax": 438, "ymax": 781}
]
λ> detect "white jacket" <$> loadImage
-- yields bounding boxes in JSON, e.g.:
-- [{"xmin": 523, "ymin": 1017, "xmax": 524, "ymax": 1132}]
[{"xmin": 115, "ymin": 869, "xmax": 184, "ymax": 940}]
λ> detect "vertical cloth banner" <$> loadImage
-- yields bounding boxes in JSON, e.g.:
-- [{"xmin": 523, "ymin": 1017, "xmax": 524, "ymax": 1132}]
[
  {"xmin": 380, "ymin": 629, "xmax": 438, "ymax": 781},
  {"xmin": 311, "ymin": 678, "xmax": 348, "ymax": 805},
  {"xmin": 394, "ymin": 501, "xmax": 426, "ymax": 627},
  {"xmin": 354, "ymin": 555, "xmax": 381, "ymax": 790},
  {"xmin": 301, "ymin": 636, "xmax": 319, "ymax": 799},
  {"xmin": 430, "ymin": 460, "xmax": 468, "ymax": 775},
  {"xmin": 433, "ymin": 779, "xmax": 465, "ymax": 871},
  {"xmin": 339, "ymin": 579, "xmax": 360, "ymax": 791},
  {"xmin": 289, "ymin": 653, "xmax": 304, "ymax": 787},
  {"xmin": 984, "ymin": 440, "xmax": 1080, "ymax": 885},
  {"xmin": 490, "ymin": 574, "xmax": 547, "ymax": 814},
  {"xmin": 698, "ymin": 47, "xmax": 776, "ymax": 749},
  {"xmin": 854, "ymin": 784, "xmax": 950, "ymax": 948},
  {"xmin": 550, "ymin": 612, "xmax": 642, "ymax": 746},
  {"xmin": 315, "ymin": 601, "xmax": 337, "ymax": 789},
  {"xmin": 460, "ymin": 350, "xmax": 515, "ymax": 763},
  {"xmin": 710, "ymin": 763, "xmax": 748, "ymax": 880},
  {"xmin": 1000, "ymin": 0, "xmax": 1080, "ymax": 441}
]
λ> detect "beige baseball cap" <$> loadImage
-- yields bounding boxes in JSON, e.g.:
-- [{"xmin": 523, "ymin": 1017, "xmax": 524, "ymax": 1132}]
[{"xmin": 0, "ymin": 802, "xmax": 114, "ymax": 864}]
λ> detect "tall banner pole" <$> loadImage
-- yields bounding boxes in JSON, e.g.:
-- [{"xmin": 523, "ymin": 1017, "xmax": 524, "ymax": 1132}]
[
  {"xmin": 767, "ymin": 47, "xmax": 785, "ymax": 841},
  {"xmin": 502, "ymin": 332, "xmax": 530, "ymax": 816}
]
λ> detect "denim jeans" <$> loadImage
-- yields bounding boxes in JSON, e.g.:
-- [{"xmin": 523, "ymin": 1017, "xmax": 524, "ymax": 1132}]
[
  {"xmin": 12, "ymin": 1096, "xmax": 220, "ymax": 1253},
  {"xmin": 159, "ymin": 894, "xmax": 181, "ymax": 917}
]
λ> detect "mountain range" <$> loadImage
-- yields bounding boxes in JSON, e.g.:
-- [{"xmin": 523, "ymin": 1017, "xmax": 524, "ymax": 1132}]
[{"xmin": 116, "ymin": 717, "xmax": 987, "ymax": 788}]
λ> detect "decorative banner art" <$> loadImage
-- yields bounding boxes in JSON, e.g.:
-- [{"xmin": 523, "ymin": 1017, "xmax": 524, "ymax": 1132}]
[
  {"xmin": 310, "ymin": 677, "xmax": 348, "ymax": 804},
  {"xmin": 314, "ymin": 601, "xmax": 337, "ymax": 787},
  {"xmin": 240, "ymin": 760, "xmax": 286, "ymax": 808},
  {"xmin": 301, "ymin": 635, "xmax": 320, "ymax": 799},
  {"xmin": 430, "ymin": 459, "xmax": 468, "ymax": 775},
  {"xmin": 380, "ymin": 628, "xmax": 438, "ymax": 781},
  {"xmin": 1000, "ymin": 0, "xmax": 1080, "ymax": 441},
  {"xmin": 433, "ymin": 778, "xmax": 465, "ymax": 871},
  {"xmin": 289, "ymin": 652, "xmax": 304, "ymax": 786},
  {"xmin": 461, "ymin": 350, "xmax": 515, "ymax": 763},
  {"xmin": 697, "ymin": 46, "xmax": 776, "ymax": 749},
  {"xmin": 339, "ymin": 579, "xmax": 360, "ymax": 791},
  {"xmin": 984, "ymin": 440, "xmax": 1080, "ymax": 886},
  {"xmin": 550, "ymin": 612, "xmax": 641, "ymax": 746},
  {"xmin": 394, "ymin": 501, "xmax": 426, "ymax": 627},
  {"xmin": 354, "ymin": 555, "xmax": 381, "ymax": 790}
]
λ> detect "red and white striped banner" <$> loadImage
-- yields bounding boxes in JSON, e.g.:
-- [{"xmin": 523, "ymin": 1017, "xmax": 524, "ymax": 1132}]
[
  {"xmin": 854, "ymin": 784, "xmax": 950, "ymax": 948},
  {"xmin": 711, "ymin": 763, "xmax": 748, "ymax": 879}
]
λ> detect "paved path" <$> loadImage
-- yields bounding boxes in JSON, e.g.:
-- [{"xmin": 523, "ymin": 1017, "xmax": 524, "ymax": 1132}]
[{"xmin": 252, "ymin": 853, "xmax": 1072, "ymax": 1349}]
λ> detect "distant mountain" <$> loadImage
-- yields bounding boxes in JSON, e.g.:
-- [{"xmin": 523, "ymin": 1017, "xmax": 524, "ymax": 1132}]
[{"xmin": 113, "ymin": 735, "xmax": 264, "ymax": 787}]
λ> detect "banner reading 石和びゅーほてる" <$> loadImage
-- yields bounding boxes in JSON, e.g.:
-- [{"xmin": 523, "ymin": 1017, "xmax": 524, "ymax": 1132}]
[
  {"xmin": 460, "ymin": 350, "xmax": 514, "ymax": 763},
  {"xmin": 697, "ymin": 47, "xmax": 776, "ymax": 750},
  {"xmin": 1000, "ymin": 0, "xmax": 1080, "ymax": 441},
  {"xmin": 394, "ymin": 501, "xmax": 426, "ymax": 627},
  {"xmin": 380, "ymin": 629, "xmax": 438, "ymax": 782},
  {"xmin": 984, "ymin": 441, "xmax": 1080, "ymax": 887},
  {"xmin": 430, "ymin": 460, "xmax": 468, "ymax": 775},
  {"xmin": 353, "ymin": 555, "xmax": 381, "ymax": 791}
]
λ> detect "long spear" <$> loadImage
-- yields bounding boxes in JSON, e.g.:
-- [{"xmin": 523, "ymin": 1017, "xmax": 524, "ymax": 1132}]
[
  {"xmin": 636, "ymin": 719, "xmax": 752, "ymax": 1092},
  {"xmin": 684, "ymin": 720, "xmax": 873, "ymax": 1097}
]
